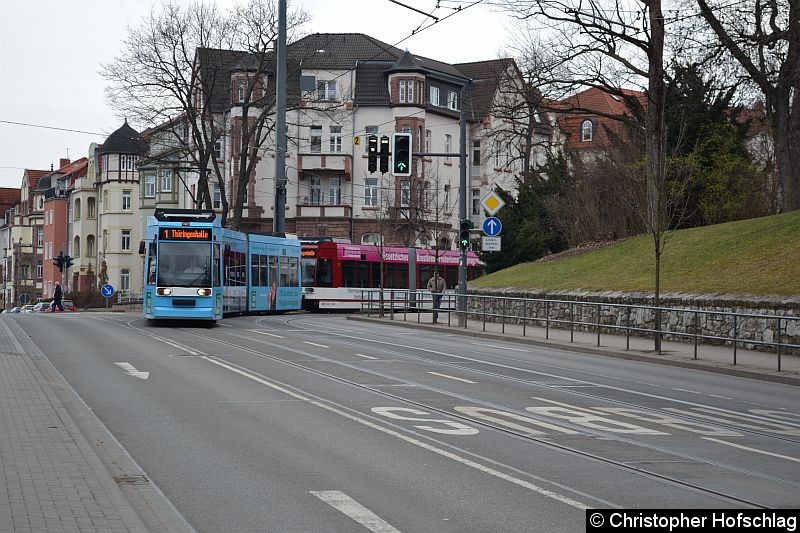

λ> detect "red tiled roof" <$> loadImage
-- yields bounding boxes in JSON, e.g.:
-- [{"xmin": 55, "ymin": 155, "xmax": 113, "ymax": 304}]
[
  {"xmin": 56, "ymin": 157, "xmax": 88, "ymax": 176},
  {"xmin": 23, "ymin": 169, "xmax": 49, "ymax": 188},
  {"xmin": 0, "ymin": 187, "xmax": 20, "ymax": 206}
]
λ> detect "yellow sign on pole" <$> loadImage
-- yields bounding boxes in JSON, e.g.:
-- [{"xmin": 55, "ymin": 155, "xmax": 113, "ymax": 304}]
[
  {"xmin": 480, "ymin": 190, "xmax": 506, "ymax": 216},
  {"xmin": 353, "ymin": 135, "xmax": 361, "ymax": 146}
]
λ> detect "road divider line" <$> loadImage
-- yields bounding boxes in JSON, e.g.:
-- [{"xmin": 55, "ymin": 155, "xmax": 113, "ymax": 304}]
[
  {"xmin": 201, "ymin": 356, "xmax": 591, "ymax": 510},
  {"xmin": 304, "ymin": 341, "xmax": 330, "ymax": 348},
  {"xmin": 427, "ymin": 372, "xmax": 476, "ymax": 384},
  {"xmin": 249, "ymin": 330, "xmax": 284, "ymax": 338},
  {"xmin": 310, "ymin": 491, "xmax": 401, "ymax": 533},
  {"xmin": 355, "ymin": 353, "xmax": 379, "ymax": 360},
  {"xmin": 472, "ymin": 343, "xmax": 529, "ymax": 352},
  {"xmin": 701, "ymin": 437, "xmax": 800, "ymax": 463}
]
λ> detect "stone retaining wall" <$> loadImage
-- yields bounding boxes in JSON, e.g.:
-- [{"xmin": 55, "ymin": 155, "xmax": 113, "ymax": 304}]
[{"xmin": 467, "ymin": 289, "xmax": 800, "ymax": 353}]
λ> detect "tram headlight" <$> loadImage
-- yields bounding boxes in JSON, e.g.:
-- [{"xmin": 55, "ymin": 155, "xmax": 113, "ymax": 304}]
[
  {"xmin": 156, "ymin": 287, "xmax": 172, "ymax": 296},
  {"xmin": 197, "ymin": 288, "xmax": 212, "ymax": 296}
]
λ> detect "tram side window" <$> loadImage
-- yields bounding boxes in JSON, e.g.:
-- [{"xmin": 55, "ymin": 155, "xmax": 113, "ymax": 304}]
[
  {"xmin": 251, "ymin": 255, "xmax": 260, "ymax": 286},
  {"xmin": 213, "ymin": 244, "xmax": 221, "ymax": 287},
  {"xmin": 358, "ymin": 261, "xmax": 370, "ymax": 288},
  {"xmin": 269, "ymin": 256, "xmax": 279, "ymax": 288},
  {"xmin": 260, "ymin": 255, "xmax": 269, "ymax": 287},
  {"xmin": 371, "ymin": 263, "xmax": 381, "ymax": 287},
  {"xmin": 287, "ymin": 257, "xmax": 299, "ymax": 287},
  {"xmin": 225, "ymin": 251, "xmax": 246, "ymax": 286},
  {"xmin": 419, "ymin": 265, "xmax": 433, "ymax": 289},
  {"xmin": 316, "ymin": 259, "xmax": 333, "ymax": 287},
  {"xmin": 342, "ymin": 260, "xmax": 356, "ymax": 288},
  {"xmin": 385, "ymin": 263, "xmax": 408, "ymax": 289},
  {"xmin": 147, "ymin": 243, "xmax": 156, "ymax": 285},
  {"xmin": 280, "ymin": 257, "xmax": 290, "ymax": 287}
]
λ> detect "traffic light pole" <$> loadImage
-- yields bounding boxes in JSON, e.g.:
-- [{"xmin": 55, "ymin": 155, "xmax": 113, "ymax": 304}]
[
  {"xmin": 273, "ymin": 0, "xmax": 287, "ymax": 233},
  {"xmin": 458, "ymin": 106, "xmax": 467, "ymax": 327}
]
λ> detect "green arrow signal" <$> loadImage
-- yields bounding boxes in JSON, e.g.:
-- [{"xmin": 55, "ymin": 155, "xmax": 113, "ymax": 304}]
[{"xmin": 396, "ymin": 162, "xmax": 407, "ymax": 171}]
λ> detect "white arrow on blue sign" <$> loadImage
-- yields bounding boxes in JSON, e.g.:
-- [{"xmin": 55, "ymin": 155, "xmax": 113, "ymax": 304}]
[
  {"xmin": 101, "ymin": 284, "xmax": 115, "ymax": 298},
  {"xmin": 482, "ymin": 217, "xmax": 502, "ymax": 237}
]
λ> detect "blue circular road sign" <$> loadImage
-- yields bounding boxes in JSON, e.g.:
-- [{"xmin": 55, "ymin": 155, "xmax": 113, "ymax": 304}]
[
  {"xmin": 101, "ymin": 284, "xmax": 115, "ymax": 298},
  {"xmin": 482, "ymin": 217, "xmax": 503, "ymax": 237}
]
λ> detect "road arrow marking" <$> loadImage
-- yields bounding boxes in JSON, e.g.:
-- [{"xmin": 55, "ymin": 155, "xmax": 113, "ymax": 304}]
[{"xmin": 115, "ymin": 362, "xmax": 150, "ymax": 380}]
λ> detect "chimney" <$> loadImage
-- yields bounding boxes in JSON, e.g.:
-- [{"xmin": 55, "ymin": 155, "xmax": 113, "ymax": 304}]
[{"xmin": 59, "ymin": 158, "xmax": 70, "ymax": 169}]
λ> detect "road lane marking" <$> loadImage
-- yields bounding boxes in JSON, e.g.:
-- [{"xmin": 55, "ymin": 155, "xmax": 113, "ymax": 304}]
[
  {"xmin": 249, "ymin": 330, "xmax": 284, "ymax": 338},
  {"xmin": 304, "ymin": 341, "xmax": 330, "ymax": 348},
  {"xmin": 472, "ymin": 343, "xmax": 528, "ymax": 352},
  {"xmin": 355, "ymin": 353, "xmax": 379, "ymax": 360},
  {"xmin": 427, "ymin": 372, "xmax": 476, "ymax": 384},
  {"xmin": 201, "ymin": 356, "xmax": 591, "ymax": 509},
  {"xmin": 114, "ymin": 362, "xmax": 150, "ymax": 380},
  {"xmin": 702, "ymin": 437, "xmax": 800, "ymax": 463},
  {"xmin": 310, "ymin": 491, "xmax": 401, "ymax": 533}
]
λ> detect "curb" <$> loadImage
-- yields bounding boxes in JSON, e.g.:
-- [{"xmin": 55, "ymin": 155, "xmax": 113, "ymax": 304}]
[{"xmin": 348, "ymin": 315, "xmax": 800, "ymax": 387}]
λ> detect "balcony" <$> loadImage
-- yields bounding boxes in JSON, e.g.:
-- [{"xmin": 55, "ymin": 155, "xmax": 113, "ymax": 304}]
[{"xmin": 297, "ymin": 153, "xmax": 352, "ymax": 181}]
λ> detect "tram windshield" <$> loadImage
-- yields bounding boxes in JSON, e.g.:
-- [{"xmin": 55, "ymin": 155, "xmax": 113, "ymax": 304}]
[
  {"xmin": 301, "ymin": 258, "xmax": 316, "ymax": 287},
  {"xmin": 157, "ymin": 241, "xmax": 212, "ymax": 287}
]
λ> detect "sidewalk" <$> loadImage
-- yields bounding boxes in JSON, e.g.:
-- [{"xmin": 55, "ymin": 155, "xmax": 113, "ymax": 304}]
[
  {"xmin": 0, "ymin": 317, "xmax": 193, "ymax": 532},
  {"xmin": 351, "ymin": 309, "xmax": 800, "ymax": 386}
]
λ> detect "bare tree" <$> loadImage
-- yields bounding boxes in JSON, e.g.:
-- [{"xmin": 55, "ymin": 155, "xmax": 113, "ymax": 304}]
[
  {"xmin": 102, "ymin": 1, "xmax": 232, "ymax": 212},
  {"xmin": 691, "ymin": 0, "xmax": 798, "ymax": 211},
  {"xmin": 499, "ymin": 0, "xmax": 670, "ymax": 349}
]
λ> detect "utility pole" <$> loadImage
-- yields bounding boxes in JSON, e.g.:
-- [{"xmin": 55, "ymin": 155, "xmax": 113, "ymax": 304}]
[
  {"xmin": 273, "ymin": 0, "xmax": 287, "ymax": 233},
  {"xmin": 457, "ymin": 100, "xmax": 467, "ymax": 327}
]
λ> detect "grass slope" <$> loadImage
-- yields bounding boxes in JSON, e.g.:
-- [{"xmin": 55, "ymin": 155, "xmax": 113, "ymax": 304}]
[{"xmin": 471, "ymin": 211, "xmax": 800, "ymax": 296}]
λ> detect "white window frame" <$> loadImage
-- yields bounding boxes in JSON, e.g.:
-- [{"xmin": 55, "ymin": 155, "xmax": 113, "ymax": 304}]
[
  {"xmin": 445, "ymin": 134, "xmax": 452, "ymax": 163},
  {"xmin": 329, "ymin": 125, "xmax": 342, "ymax": 153},
  {"xmin": 400, "ymin": 181, "xmax": 411, "ymax": 207},
  {"xmin": 429, "ymin": 86, "xmax": 439, "ymax": 106},
  {"xmin": 120, "ymin": 269, "xmax": 131, "ymax": 292},
  {"xmin": 317, "ymin": 80, "xmax": 336, "ymax": 101},
  {"xmin": 160, "ymin": 170, "xmax": 172, "ymax": 192},
  {"xmin": 37, "ymin": 228, "xmax": 43, "ymax": 248},
  {"xmin": 213, "ymin": 185, "xmax": 221, "ymax": 209},
  {"xmin": 471, "ymin": 188, "xmax": 481, "ymax": 216},
  {"xmin": 448, "ymin": 91, "xmax": 459, "ymax": 110},
  {"xmin": 444, "ymin": 184, "xmax": 450, "ymax": 210},
  {"xmin": 122, "ymin": 190, "xmax": 131, "ymax": 211},
  {"xmin": 364, "ymin": 177, "xmax": 378, "ymax": 206},
  {"xmin": 145, "ymin": 175, "xmax": 156, "ymax": 198},
  {"xmin": 310, "ymin": 126, "xmax": 322, "ymax": 153},
  {"xmin": 581, "ymin": 119, "xmax": 593, "ymax": 142},
  {"xmin": 121, "ymin": 229, "xmax": 131, "ymax": 252}
]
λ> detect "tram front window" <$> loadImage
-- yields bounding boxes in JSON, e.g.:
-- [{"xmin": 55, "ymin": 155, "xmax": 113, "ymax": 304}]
[
  {"xmin": 301, "ymin": 258, "xmax": 316, "ymax": 287},
  {"xmin": 157, "ymin": 242, "xmax": 212, "ymax": 287}
]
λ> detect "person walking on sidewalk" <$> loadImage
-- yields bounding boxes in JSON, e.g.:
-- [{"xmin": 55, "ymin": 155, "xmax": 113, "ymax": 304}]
[
  {"xmin": 427, "ymin": 270, "xmax": 446, "ymax": 323},
  {"xmin": 51, "ymin": 282, "xmax": 64, "ymax": 312}
]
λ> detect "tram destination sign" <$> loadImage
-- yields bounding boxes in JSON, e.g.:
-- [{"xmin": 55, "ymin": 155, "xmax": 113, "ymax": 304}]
[{"xmin": 159, "ymin": 228, "xmax": 211, "ymax": 241}]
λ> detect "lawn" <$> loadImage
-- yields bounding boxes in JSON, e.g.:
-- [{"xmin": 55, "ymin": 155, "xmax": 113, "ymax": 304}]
[{"xmin": 470, "ymin": 211, "xmax": 800, "ymax": 296}]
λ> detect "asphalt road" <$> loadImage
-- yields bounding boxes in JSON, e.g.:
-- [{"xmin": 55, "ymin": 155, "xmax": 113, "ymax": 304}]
[{"xmin": 12, "ymin": 312, "xmax": 800, "ymax": 532}]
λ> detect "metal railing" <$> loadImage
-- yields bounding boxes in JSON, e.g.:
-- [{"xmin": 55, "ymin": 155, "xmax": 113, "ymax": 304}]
[{"xmin": 359, "ymin": 289, "xmax": 800, "ymax": 371}]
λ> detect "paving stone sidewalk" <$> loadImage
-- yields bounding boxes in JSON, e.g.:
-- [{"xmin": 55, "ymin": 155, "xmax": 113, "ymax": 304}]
[{"xmin": 0, "ymin": 318, "xmax": 192, "ymax": 532}]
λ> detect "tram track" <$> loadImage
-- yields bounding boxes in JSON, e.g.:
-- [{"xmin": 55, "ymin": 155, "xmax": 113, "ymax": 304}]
[
  {"xmin": 282, "ymin": 316, "xmax": 800, "ymax": 448},
  {"xmin": 116, "ymin": 317, "xmax": 791, "ymax": 509}
]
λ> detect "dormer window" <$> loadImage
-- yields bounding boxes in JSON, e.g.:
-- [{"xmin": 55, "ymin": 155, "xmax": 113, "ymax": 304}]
[
  {"xmin": 429, "ymin": 86, "xmax": 440, "ymax": 106},
  {"xmin": 317, "ymin": 80, "xmax": 336, "ymax": 101},
  {"xmin": 448, "ymin": 91, "xmax": 459, "ymax": 111},
  {"xmin": 399, "ymin": 80, "xmax": 414, "ymax": 103},
  {"xmin": 238, "ymin": 81, "xmax": 245, "ymax": 103},
  {"xmin": 581, "ymin": 119, "xmax": 593, "ymax": 142}
]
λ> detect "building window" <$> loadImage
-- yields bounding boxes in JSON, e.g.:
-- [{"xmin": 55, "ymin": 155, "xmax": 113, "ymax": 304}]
[
  {"xmin": 160, "ymin": 170, "xmax": 172, "ymax": 192},
  {"xmin": 581, "ymin": 119, "xmax": 593, "ymax": 142},
  {"xmin": 310, "ymin": 126, "xmax": 322, "ymax": 153},
  {"xmin": 429, "ymin": 86, "xmax": 439, "ymax": 106},
  {"xmin": 120, "ymin": 155, "xmax": 135, "ymax": 171},
  {"xmin": 399, "ymin": 79, "xmax": 414, "ymax": 103},
  {"xmin": 120, "ymin": 269, "xmax": 130, "ymax": 292},
  {"xmin": 74, "ymin": 199, "xmax": 81, "ymax": 220},
  {"xmin": 494, "ymin": 140, "xmax": 503, "ymax": 167},
  {"xmin": 122, "ymin": 190, "xmax": 131, "ymax": 211},
  {"xmin": 400, "ymin": 181, "xmax": 411, "ymax": 207},
  {"xmin": 445, "ymin": 135, "xmax": 452, "ymax": 163},
  {"xmin": 74, "ymin": 236, "xmax": 80, "ymax": 258},
  {"xmin": 88, "ymin": 198, "xmax": 96, "ymax": 218},
  {"xmin": 238, "ymin": 81, "xmax": 245, "ymax": 102},
  {"xmin": 472, "ymin": 140, "xmax": 481, "ymax": 165},
  {"xmin": 309, "ymin": 176, "xmax": 323, "ymax": 205},
  {"xmin": 361, "ymin": 233, "xmax": 382, "ymax": 246},
  {"xmin": 87, "ymin": 235, "xmax": 95, "ymax": 257},
  {"xmin": 448, "ymin": 91, "xmax": 459, "ymax": 110},
  {"xmin": 329, "ymin": 125, "xmax": 342, "ymax": 153},
  {"xmin": 329, "ymin": 177, "xmax": 341, "ymax": 205},
  {"xmin": 472, "ymin": 188, "xmax": 481, "ymax": 216},
  {"xmin": 37, "ymin": 228, "xmax": 43, "ymax": 248},
  {"xmin": 317, "ymin": 80, "xmax": 336, "ymax": 101},
  {"xmin": 422, "ymin": 181, "xmax": 431, "ymax": 208},
  {"xmin": 425, "ymin": 129, "xmax": 431, "ymax": 154},
  {"xmin": 36, "ymin": 260, "xmax": 42, "ymax": 280},
  {"xmin": 145, "ymin": 175, "xmax": 156, "ymax": 198},
  {"xmin": 364, "ymin": 177, "xmax": 378, "ymax": 206},
  {"xmin": 121, "ymin": 229, "xmax": 131, "ymax": 251},
  {"xmin": 444, "ymin": 184, "xmax": 450, "ymax": 210},
  {"xmin": 213, "ymin": 185, "xmax": 221, "ymax": 209},
  {"xmin": 214, "ymin": 139, "xmax": 222, "ymax": 160}
]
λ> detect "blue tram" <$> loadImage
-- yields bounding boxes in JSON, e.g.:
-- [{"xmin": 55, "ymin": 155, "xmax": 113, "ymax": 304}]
[{"xmin": 142, "ymin": 209, "xmax": 301, "ymax": 321}]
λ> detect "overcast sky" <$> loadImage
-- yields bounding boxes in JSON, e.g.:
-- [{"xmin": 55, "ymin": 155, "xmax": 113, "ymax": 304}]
[{"xmin": 0, "ymin": 0, "xmax": 513, "ymax": 188}]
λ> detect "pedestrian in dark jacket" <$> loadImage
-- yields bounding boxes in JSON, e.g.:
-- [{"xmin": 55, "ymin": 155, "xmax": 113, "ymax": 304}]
[{"xmin": 51, "ymin": 283, "xmax": 64, "ymax": 312}]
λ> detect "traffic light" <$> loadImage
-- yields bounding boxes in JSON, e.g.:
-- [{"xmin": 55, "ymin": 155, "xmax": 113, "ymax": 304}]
[
  {"xmin": 367, "ymin": 135, "xmax": 378, "ymax": 173},
  {"xmin": 379, "ymin": 135, "xmax": 390, "ymax": 173},
  {"xmin": 53, "ymin": 251, "xmax": 64, "ymax": 273},
  {"xmin": 391, "ymin": 132, "xmax": 412, "ymax": 176},
  {"xmin": 459, "ymin": 219, "xmax": 472, "ymax": 251},
  {"xmin": 64, "ymin": 255, "xmax": 74, "ymax": 270}
]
